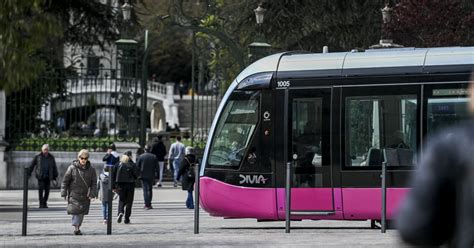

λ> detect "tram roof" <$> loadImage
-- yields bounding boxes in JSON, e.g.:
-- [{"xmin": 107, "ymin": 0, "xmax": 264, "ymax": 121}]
[{"xmin": 236, "ymin": 46, "xmax": 474, "ymax": 82}]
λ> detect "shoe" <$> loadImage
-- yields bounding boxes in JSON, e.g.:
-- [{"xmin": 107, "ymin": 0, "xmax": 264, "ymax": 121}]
[
  {"xmin": 117, "ymin": 213, "xmax": 123, "ymax": 223},
  {"xmin": 103, "ymin": 220, "xmax": 107, "ymax": 225},
  {"xmin": 74, "ymin": 229, "xmax": 82, "ymax": 235},
  {"xmin": 144, "ymin": 205, "xmax": 150, "ymax": 210},
  {"xmin": 148, "ymin": 205, "xmax": 153, "ymax": 209},
  {"xmin": 157, "ymin": 184, "xmax": 162, "ymax": 187},
  {"xmin": 124, "ymin": 219, "xmax": 130, "ymax": 224}
]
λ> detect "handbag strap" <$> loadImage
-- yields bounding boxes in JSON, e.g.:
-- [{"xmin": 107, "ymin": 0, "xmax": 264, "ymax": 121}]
[{"xmin": 76, "ymin": 167, "xmax": 90, "ymax": 188}]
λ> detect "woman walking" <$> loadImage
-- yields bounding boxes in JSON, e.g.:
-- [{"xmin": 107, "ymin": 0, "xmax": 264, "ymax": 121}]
[
  {"xmin": 177, "ymin": 147, "xmax": 197, "ymax": 209},
  {"xmin": 61, "ymin": 149, "xmax": 97, "ymax": 235},
  {"xmin": 112, "ymin": 153, "xmax": 138, "ymax": 224}
]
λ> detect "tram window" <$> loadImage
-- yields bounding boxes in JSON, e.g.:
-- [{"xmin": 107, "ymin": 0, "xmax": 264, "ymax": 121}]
[
  {"xmin": 427, "ymin": 97, "xmax": 469, "ymax": 135},
  {"xmin": 345, "ymin": 95, "xmax": 417, "ymax": 167},
  {"xmin": 208, "ymin": 91, "xmax": 259, "ymax": 167}
]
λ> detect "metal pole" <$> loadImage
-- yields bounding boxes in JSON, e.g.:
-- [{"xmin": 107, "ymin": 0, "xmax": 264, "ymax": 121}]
[
  {"xmin": 285, "ymin": 162, "xmax": 291, "ymax": 233},
  {"xmin": 107, "ymin": 167, "xmax": 113, "ymax": 235},
  {"xmin": 140, "ymin": 30, "xmax": 149, "ymax": 147},
  {"xmin": 191, "ymin": 31, "xmax": 196, "ymax": 146},
  {"xmin": 381, "ymin": 149, "xmax": 387, "ymax": 233},
  {"xmin": 22, "ymin": 166, "xmax": 28, "ymax": 236},
  {"xmin": 194, "ymin": 163, "xmax": 200, "ymax": 234}
]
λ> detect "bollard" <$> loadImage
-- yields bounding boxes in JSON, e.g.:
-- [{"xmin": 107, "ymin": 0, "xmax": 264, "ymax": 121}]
[
  {"xmin": 285, "ymin": 162, "xmax": 292, "ymax": 233},
  {"xmin": 381, "ymin": 149, "xmax": 387, "ymax": 233},
  {"xmin": 107, "ymin": 167, "xmax": 113, "ymax": 235},
  {"xmin": 22, "ymin": 166, "xmax": 28, "ymax": 236},
  {"xmin": 194, "ymin": 163, "xmax": 200, "ymax": 234}
]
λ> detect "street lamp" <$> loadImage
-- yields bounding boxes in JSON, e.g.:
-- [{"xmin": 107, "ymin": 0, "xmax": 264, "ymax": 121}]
[
  {"xmin": 369, "ymin": 2, "xmax": 403, "ymax": 49},
  {"xmin": 254, "ymin": 4, "xmax": 266, "ymax": 25},
  {"xmin": 381, "ymin": 4, "xmax": 392, "ymax": 24},
  {"xmin": 248, "ymin": 3, "xmax": 271, "ymax": 63},
  {"xmin": 121, "ymin": 1, "xmax": 132, "ymax": 21}
]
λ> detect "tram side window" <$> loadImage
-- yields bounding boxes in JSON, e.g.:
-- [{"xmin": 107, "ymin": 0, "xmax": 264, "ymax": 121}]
[
  {"xmin": 427, "ymin": 90, "xmax": 469, "ymax": 135},
  {"xmin": 208, "ymin": 91, "xmax": 259, "ymax": 167},
  {"xmin": 345, "ymin": 95, "xmax": 417, "ymax": 167}
]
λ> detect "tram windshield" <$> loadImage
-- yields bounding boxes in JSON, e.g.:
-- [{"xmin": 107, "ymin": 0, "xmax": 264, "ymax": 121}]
[{"xmin": 208, "ymin": 91, "xmax": 259, "ymax": 167}]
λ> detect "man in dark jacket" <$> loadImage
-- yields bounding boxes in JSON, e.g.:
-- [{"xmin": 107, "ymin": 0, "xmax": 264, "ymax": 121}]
[
  {"xmin": 137, "ymin": 145, "xmax": 159, "ymax": 209},
  {"xmin": 103, "ymin": 144, "xmax": 120, "ymax": 167},
  {"xmin": 397, "ymin": 83, "xmax": 474, "ymax": 248},
  {"xmin": 28, "ymin": 144, "xmax": 58, "ymax": 208},
  {"xmin": 150, "ymin": 135, "xmax": 166, "ymax": 187}
]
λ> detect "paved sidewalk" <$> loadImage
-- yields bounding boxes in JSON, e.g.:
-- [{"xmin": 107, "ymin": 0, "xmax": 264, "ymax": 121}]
[{"xmin": 0, "ymin": 183, "xmax": 404, "ymax": 247}]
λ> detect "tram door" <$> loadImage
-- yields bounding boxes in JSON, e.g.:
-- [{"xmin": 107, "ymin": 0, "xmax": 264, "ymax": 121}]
[{"xmin": 288, "ymin": 88, "xmax": 334, "ymax": 212}]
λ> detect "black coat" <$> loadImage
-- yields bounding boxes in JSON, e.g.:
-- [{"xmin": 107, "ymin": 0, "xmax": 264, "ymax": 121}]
[
  {"xmin": 397, "ymin": 120, "xmax": 474, "ymax": 248},
  {"xmin": 150, "ymin": 141, "xmax": 166, "ymax": 161},
  {"xmin": 177, "ymin": 154, "xmax": 197, "ymax": 191},
  {"xmin": 137, "ymin": 152, "xmax": 159, "ymax": 180},
  {"xmin": 112, "ymin": 161, "xmax": 139, "ymax": 189},
  {"xmin": 29, "ymin": 153, "xmax": 58, "ymax": 180}
]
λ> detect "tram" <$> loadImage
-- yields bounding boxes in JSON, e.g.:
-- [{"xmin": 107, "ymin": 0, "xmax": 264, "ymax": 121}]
[{"xmin": 199, "ymin": 46, "xmax": 474, "ymax": 222}]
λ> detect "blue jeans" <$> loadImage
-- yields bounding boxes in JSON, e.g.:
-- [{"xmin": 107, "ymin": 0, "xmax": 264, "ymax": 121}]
[
  {"xmin": 141, "ymin": 178, "xmax": 153, "ymax": 207},
  {"xmin": 173, "ymin": 159, "xmax": 182, "ymax": 183},
  {"xmin": 101, "ymin": 201, "xmax": 108, "ymax": 220},
  {"xmin": 186, "ymin": 190, "xmax": 194, "ymax": 209}
]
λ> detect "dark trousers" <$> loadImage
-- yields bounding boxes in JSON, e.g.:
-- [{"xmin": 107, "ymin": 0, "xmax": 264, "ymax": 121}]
[
  {"xmin": 117, "ymin": 183, "xmax": 135, "ymax": 220},
  {"xmin": 38, "ymin": 178, "xmax": 50, "ymax": 206},
  {"xmin": 141, "ymin": 178, "xmax": 153, "ymax": 207}
]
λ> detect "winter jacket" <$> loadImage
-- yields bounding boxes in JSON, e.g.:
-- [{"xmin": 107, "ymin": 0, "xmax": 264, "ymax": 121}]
[
  {"xmin": 150, "ymin": 141, "xmax": 166, "ymax": 161},
  {"xmin": 397, "ymin": 120, "xmax": 474, "ymax": 248},
  {"xmin": 137, "ymin": 152, "xmax": 159, "ymax": 180},
  {"xmin": 177, "ymin": 154, "xmax": 197, "ymax": 191},
  {"xmin": 97, "ymin": 172, "xmax": 110, "ymax": 202},
  {"xmin": 103, "ymin": 151, "xmax": 120, "ymax": 166},
  {"xmin": 29, "ymin": 153, "xmax": 58, "ymax": 180},
  {"xmin": 112, "ymin": 161, "xmax": 138, "ymax": 189},
  {"xmin": 61, "ymin": 160, "xmax": 98, "ymax": 215}
]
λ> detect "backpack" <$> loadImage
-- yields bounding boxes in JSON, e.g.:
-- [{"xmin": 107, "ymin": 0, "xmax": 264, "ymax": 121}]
[{"xmin": 101, "ymin": 173, "xmax": 109, "ymax": 186}]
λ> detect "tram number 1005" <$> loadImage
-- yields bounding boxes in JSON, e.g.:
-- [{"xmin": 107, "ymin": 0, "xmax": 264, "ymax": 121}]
[{"xmin": 276, "ymin": 81, "xmax": 290, "ymax": 88}]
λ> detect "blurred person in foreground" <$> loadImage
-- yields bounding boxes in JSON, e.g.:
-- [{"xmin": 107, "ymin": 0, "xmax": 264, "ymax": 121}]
[{"xmin": 398, "ymin": 79, "xmax": 474, "ymax": 248}]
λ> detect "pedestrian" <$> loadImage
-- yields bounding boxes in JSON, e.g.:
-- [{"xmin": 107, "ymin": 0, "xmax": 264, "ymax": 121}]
[
  {"xmin": 137, "ymin": 145, "xmax": 159, "ymax": 209},
  {"xmin": 178, "ymin": 80, "xmax": 186, "ymax": 99},
  {"xmin": 103, "ymin": 144, "xmax": 120, "ymax": 167},
  {"xmin": 61, "ymin": 149, "xmax": 97, "ymax": 235},
  {"xmin": 112, "ymin": 153, "xmax": 139, "ymax": 224},
  {"xmin": 97, "ymin": 165, "xmax": 111, "ymax": 225},
  {"xmin": 28, "ymin": 144, "xmax": 58, "ymax": 208},
  {"xmin": 397, "ymin": 80, "xmax": 474, "ymax": 247},
  {"xmin": 150, "ymin": 135, "xmax": 166, "ymax": 187},
  {"xmin": 177, "ymin": 146, "xmax": 197, "ymax": 209},
  {"xmin": 168, "ymin": 136, "xmax": 186, "ymax": 187}
]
